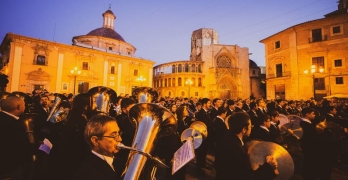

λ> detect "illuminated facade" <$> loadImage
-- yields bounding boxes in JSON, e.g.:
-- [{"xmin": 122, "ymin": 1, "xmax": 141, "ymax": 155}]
[
  {"xmin": 260, "ymin": 1, "xmax": 348, "ymax": 100},
  {"xmin": 0, "ymin": 9, "xmax": 154, "ymax": 94},
  {"xmin": 154, "ymin": 28, "xmax": 252, "ymax": 99}
]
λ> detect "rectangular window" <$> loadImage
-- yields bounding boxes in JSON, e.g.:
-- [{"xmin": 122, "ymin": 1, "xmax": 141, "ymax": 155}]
[
  {"xmin": 252, "ymin": 70, "xmax": 256, "ymax": 75},
  {"xmin": 334, "ymin": 59, "xmax": 342, "ymax": 67},
  {"xmin": 275, "ymin": 41, "xmax": 280, "ymax": 49},
  {"xmin": 82, "ymin": 62, "xmax": 88, "ymax": 70},
  {"xmin": 276, "ymin": 64, "xmax": 282, "ymax": 77},
  {"xmin": 110, "ymin": 66, "xmax": 115, "ymax": 74},
  {"xmin": 336, "ymin": 77, "xmax": 343, "ymax": 84},
  {"xmin": 195, "ymin": 92, "xmax": 198, "ymax": 96},
  {"xmin": 312, "ymin": 57, "xmax": 325, "ymax": 70},
  {"xmin": 332, "ymin": 26, "xmax": 341, "ymax": 34},
  {"xmin": 311, "ymin": 28, "xmax": 322, "ymax": 42},
  {"xmin": 109, "ymin": 47, "xmax": 112, "ymax": 50},
  {"xmin": 134, "ymin": 69, "xmax": 138, "ymax": 76},
  {"xmin": 36, "ymin": 55, "xmax": 46, "ymax": 65}
]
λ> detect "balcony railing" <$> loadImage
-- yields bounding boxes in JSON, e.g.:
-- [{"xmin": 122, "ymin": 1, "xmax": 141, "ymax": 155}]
[
  {"xmin": 267, "ymin": 71, "xmax": 292, "ymax": 79},
  {"xmin": 308, "ymin": 35, "xmax": 327, "ymax": 43}
]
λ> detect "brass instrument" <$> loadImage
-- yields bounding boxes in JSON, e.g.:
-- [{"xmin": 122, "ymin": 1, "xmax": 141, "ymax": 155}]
[
  {"xmin": 118, "ymin": 87, "xmax": 177, "ymax": 180},
  {"xmin": 87, "ymin": 86, "xmax": 117, "ymax": 115},
  {"xmin": 47, "ymin": 93, "xmax": 70, "ymax": 123},
  {"xmin": 180, "ymin": 121, "xmax": 207, "ymax": 149}
]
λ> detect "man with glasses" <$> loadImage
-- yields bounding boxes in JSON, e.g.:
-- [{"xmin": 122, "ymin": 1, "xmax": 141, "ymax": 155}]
[{"xmin": 73, "ymin": 114, "xmax": 122, "ymax": 180}]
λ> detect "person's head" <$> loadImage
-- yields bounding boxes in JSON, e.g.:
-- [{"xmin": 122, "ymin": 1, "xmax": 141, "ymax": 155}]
[
  {"xmin": 327, "ymin": 106, "xmax": 337, "ymax": 115},
  {"xmin": 120, "ymin": 98, "xmax": 136, "ymax": 114},
  {"xmin": 301, "ymin": 107, "xmax": 316, "ymax": 121},
  {"xmin": 175, "ymin": 99, "xmax": 181, "ymax": 106},
  {"xmin": 269, "ymin": 110, "xmax": 279, "ymax": 124},
  {"xmin": 0, "ymin": 96, "xmax": 25, "ymax": 117},
  {"xmin": 200, "ymin": 98, "xmax": 211, "ymax": 109},
  {"xmin": 245, "ymin": 99, "xmax": 250, "ymax": 104},
  {"xmin": 236, "ymin": 101, "xmax": 243, "ymax": 109},
  {"xmin": 84, "ymin": 114, "xmax": 122, "ymax": 157},
  {"xmin": 40, "ymin": 95, "xmax": 50, "ymax": 108},
  {"xmin": 250, "ymin": 101, "xmax": 258, "ymax": 110},
  {"xmin": 228, "ymin": 112, "xmax": 252, "ymax": 137},
  {"xmin": 196, "ymin": 102, "xmax": 202, "ymax": 110},
  {"xmin": 256, "ymin": 99, "xmax": 266, "ymax": 108},
  {"xmin": 217, "ymin": 107, "xmax": 228, "ymax": 119},
  {"xmin": 170, "ymin": 104, "xmax": 177, "ymax": 113},
  {"xmin": 212, "ymin": 98, "xmax": 222, "ymax": 108},
  {"xmin": 259, "ymin": 114, "xmax": 271, "ymax": 129},
  {"xmin": 71, "ymin": 93, "xmax": 92, "ymax": 116},
  {"xmin": 226, "ymin": 99, "xmax": 235, "ymax": 110},
  {"xmin": 67, "ymin": 93, "xmax": 74, "ymax": 102},
  {"xmin": 176, "ymin": 105, "xmax": 189, "ymax": 121}
]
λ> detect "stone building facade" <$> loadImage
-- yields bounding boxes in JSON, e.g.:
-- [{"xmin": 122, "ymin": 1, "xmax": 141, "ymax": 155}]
[
  {"xmin": 0, "ymin": 9, "xmax": 154, "ymax": 95},
  {"xmin": 154, "ymin": 28, "xmax": 252, "ymax": 99},
  {"xmin": 260, "ymin": 0, "xmax": 348, "ymax": 100}
]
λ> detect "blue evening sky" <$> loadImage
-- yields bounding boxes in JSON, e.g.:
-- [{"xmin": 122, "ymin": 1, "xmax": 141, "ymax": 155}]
[{"xmin": 0, "ymin": 0, "xmax": 337, "ymax": 66}]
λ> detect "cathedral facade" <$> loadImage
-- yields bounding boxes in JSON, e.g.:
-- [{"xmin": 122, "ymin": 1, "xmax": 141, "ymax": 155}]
[
  {"xmin": 153, "ymin": 28, "xmax": 252, "ymax": 99},
  {"xmin": 0, "ymin": 9, "xmax": 155, "ymax": 95}
]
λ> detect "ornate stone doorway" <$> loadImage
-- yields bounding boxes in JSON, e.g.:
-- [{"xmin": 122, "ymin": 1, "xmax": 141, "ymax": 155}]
[{"xmin": 26, "ymin": 68, "xmax": 51, "ymax": 93}]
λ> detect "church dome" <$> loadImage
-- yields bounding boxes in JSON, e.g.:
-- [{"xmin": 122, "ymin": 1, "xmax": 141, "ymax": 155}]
[
  {"xmin": 249, "ymin": 59, "xmax": 258, "ymax": 67},
  {"xmin": 87, "ymin": 27, "xmax": 125, "ymax": 42}
]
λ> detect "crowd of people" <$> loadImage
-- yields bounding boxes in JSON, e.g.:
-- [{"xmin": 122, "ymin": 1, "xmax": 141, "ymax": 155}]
[{"xmin": 0, "ymin": 87, "xmax": 348, "ymax": 180}]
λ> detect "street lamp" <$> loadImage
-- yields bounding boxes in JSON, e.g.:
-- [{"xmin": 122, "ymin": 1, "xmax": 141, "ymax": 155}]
[
  {"xmin": 185, "ymin": 79, "xmax": 193, "ymax": 97},
  {"xmin": 136, "ymin": 76, "xmax": 146, "ymax": 87},
  {"xmin": 70, "ymin": 67, "xmax": 81, "ymax": 95},
  {"xmin": 304, "ymin": 65, "xmax": 324, "ymax": 100}
]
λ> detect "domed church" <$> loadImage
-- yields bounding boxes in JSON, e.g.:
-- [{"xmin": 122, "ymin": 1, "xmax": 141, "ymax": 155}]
[{"xmin": 0, "ymin": 8, "xmax": 154, "ymax": 94}]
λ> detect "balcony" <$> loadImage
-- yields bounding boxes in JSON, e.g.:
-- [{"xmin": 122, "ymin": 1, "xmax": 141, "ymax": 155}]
[
  {"xmin": 267, "ymin": 71, "xmax": 292, "ymax": 79},
  {"xmin": 308, "ymin": 35, "xmax": 327, "ymax": 43}
]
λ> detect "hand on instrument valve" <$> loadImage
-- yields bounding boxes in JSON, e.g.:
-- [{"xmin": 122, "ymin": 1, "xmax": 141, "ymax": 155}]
[{"xmin": 265, "ymin": 155, "xmax": 280, "ymax": 175}]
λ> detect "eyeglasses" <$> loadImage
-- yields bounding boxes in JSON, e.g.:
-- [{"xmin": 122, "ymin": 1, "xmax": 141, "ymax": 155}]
[{"xmin": 100, "ymin": 132, "xmax": 123, "ymax": 141}]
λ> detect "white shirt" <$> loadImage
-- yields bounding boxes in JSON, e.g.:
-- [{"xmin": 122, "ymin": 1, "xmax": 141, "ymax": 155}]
[
  {"xmin": 260, "ymin": 125, "xmax": 270, "ymax": 132},
  {"xmin": 301, "ymin": 118, "xmax": 311, "ymax": 124},
  {"xmin": 1, "ymin": 110, "xmax": 19, "ymax": 120},
  {"xmin": 91, "ymin": 150, "xmax": 115, "ymax": 171},
  {"xmin": 236, "ymin": 135, "xmax": 244, "ymax": 146}
]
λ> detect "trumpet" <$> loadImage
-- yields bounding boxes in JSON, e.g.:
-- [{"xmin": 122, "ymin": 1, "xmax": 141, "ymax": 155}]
[{"xmin": 47, "ymin": 94, "xmax": 70, "ymax": 123}]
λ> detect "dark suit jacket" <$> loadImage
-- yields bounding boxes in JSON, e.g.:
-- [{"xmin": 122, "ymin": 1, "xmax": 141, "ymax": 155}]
[
  {"xmin": 210, "ymin": 107, "xmax": 219, "ymax": 121},
  {"xmin": 242, "ymin": 103, "xmax": 251, "ymax": 112},
  {"xmin": 0, "ymin": 112, "xmax": 32, "ymax": 179},
  {"xmin": 212, "ymin": 117, "xmax": 228, "ymax": 148},
  {"xmin": 248, "ymin": 110, "xmax": 259, "ymax": 126},
  {"xmin": 300, "ymin": 120, "xmax": 321, "ymax": 179},
  {"xmin": 73, "ymin": 153, "xmax": 119, "ymax": 180},
  {"xmin": 226, "ymin": 108, "xmax": 234, "ymax": 117},
  {"xmin": 249, "ymin": 126, "xmax": 272, "ymax": 142},
  {"xmin": 215, "ymin": 131, "xmax": 276, "ymax": 180}
]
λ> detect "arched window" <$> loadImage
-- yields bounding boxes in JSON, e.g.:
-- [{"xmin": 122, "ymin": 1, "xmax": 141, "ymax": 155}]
[
  {"xmin": 191, "ymin": 64, "xmax": 196, "ymax": 72},
  {"xmin": 198, "ymin": 64, "xmax": 202, "ymax": 73},
  {"xmin": 168, "ymin": 78, "xmax": 171, "ymax": 87},
  {"xmin": 178, "ymin": 64, "xmax": 182, "ymax": 72},
  {"xmin": 216, "ymin": 55, "xmax": 232, "ymax": 68},
  {"xmin": 164, "ymin": 79, "xmax": 167, "ymax": 87},
  {"xmin": 160, "ymin": 79, "xmax": 163, "ymax": 87},
  {"xmin": 110, "ymin": 66, "xmax": 115, "ymax": 74},
  {"xmin": 172, "ymin": 65, "xmax": 176, "ymax": 73},
  {"xmin": 172, "ymin": 78, "xmax": 175, "ymax": 87},
  {"xmin": 184, "ymin": 63, "xmax": 189, "ymax": 72},
  {"xmin": 178, "ymin": 78, "xmax": 182, "ymax": 86}
]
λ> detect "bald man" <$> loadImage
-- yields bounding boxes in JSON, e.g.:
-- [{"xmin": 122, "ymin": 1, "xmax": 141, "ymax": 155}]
[{"xmin": 0, "ymin": 96, "xmax": 32, "ymax": 179}]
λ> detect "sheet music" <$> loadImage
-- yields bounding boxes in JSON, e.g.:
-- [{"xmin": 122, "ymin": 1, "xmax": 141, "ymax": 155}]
[{"xmin": 172, "ymin": 138, "xmax": 195, "ymax": 175}]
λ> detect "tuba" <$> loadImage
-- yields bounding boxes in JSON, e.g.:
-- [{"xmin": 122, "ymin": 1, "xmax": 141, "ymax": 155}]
[
  {"xmin": 47, "ymin": 93, "xmax": 70, "ymax": 123},
  {"xmin": 87, "ymin": 86, "xmax": 117, "ymax": 115},
  {"xmin": 118, "ymin": 87, "xmax": 177, "ymax": 180}
]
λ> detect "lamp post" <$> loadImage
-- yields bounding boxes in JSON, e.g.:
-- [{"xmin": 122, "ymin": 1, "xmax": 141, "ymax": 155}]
[
  {"xmin": 136, "ymin": 76, "xmax": 146, "ymax": 87},
  {"xmin": 304, "ymin": 65, "xmax": 324, "ymax": 100},
  {"xmin": 70, "ymin": 67, "xmax": 81, "ymax": 95},
  {"xmin": 185, "ymin": 79, "xmax": 193, "ymax": 98}
]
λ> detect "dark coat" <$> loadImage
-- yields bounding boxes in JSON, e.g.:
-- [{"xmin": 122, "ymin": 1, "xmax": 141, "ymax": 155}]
[
  {"xmin": 215, "ymin": 131, "xmax": 277, "ymax": 180},
  {"xmin": 212, "ymin": 117, "xmax": 228, "ymax": 148},
  {"xmin": 0, "ymin": 112, "xmax": 32, "ymax": 179},
  {"xmin": 249, "ymin": 126, "xmax": 272, "ymax": 142},
  {"xmin": 248, "ymin": 110, "xmax": 259, "ymax": 126},
  {"xmin": 73, "ymin": 153, "xmax": 119, "ymax": 180}
]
